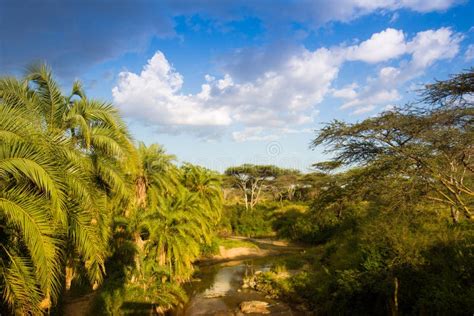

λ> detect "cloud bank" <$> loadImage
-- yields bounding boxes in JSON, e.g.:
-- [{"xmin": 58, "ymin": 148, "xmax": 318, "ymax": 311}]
[{"xmin": 113, "ymin": 27, "xmax": 462, "ymax": 141}]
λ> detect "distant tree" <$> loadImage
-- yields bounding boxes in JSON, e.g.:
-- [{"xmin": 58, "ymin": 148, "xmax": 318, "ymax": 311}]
[
  {"xmin": 292, "ymin": 172, "xmax": 329, "ymax": 201},
  {"xmin": 271, "ymin": 169, "xmax": 301, "ymax": 204},
  {"xmin": 224, "ymin": 164, "xmax": 285, "ymax": 209}
]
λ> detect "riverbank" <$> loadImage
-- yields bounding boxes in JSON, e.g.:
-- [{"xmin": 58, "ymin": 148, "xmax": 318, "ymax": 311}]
[
  {"xmin": 198, "ymin": 236, "xmax": 307, "ymax": 266},
  {"xmin": 176, "ymin": 257, "xmax": 302, "ymax": 315},
  {"xmin": 62, "ymin": 237, "xmax": 308, "ymax": 315},
  {"xmin": 173, "ymin": 237, "xmax": 310, "ymax": 315}
]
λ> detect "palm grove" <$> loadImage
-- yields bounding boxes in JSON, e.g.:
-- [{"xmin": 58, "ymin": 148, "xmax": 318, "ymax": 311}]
[
  {"xmin": 0, "ymin": 65, "xmax": 222, "ymax": 314},
  {"xmin": 0, "ymin": 65, "xmax": 472, "ymax": 315}
]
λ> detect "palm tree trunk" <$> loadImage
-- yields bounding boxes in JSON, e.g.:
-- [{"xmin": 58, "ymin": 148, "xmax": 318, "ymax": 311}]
[
  {"xmin": 450, "ymin": 205, "xmax": 459, "ymax": 224},
  {"xmin": 391, "ymin": 276, "xmax": 399, "ymax": 316},
  {"xmin": 133, "ymin": 232, "xmax": 145, "ymax": 281},
  {"xmin": 65, "ymin": 264, "xmax": 74, "ymax": 291}
]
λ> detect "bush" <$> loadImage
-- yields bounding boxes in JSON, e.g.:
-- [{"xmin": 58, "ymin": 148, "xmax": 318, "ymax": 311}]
[{"xmin": 222, "ymin": 204, "xmax": 275, "ymax": 237}]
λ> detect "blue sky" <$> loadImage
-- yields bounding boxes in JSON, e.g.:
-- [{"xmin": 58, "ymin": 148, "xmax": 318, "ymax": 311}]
[{"xmin": 1, "ymin": 0, "xmax": 473, "ymax": 172}]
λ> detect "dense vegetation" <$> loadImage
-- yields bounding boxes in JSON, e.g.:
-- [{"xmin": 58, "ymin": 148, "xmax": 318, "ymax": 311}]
[
  {"xmin": 0, "ymin": 66, "xmax": 472, "ymax": 315},
  {"xmin": 219, "ymin": 70, "xmax": 474, "ymax": 315},
  {"xmin": 0, "ymin": 66, "xmax": 222, "ymax": 314}
]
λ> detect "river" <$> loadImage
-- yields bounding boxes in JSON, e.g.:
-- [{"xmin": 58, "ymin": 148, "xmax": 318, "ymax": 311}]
[
  {"xmin": 174, "ymin": 254, "xmax": 306, "ymax": 315},
  {"xmin": 62, "ymin": 239, "xmax": 308, "ymax": 315}
]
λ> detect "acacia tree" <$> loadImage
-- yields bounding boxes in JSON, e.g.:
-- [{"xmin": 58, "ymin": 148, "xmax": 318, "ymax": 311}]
[
  {"xmin": 225, "ymin": 164, "xmax": 284, "ymax": 210},
  {"xmin": 270, "ymin": 169, "xmax": 301, "ymax": 204},
  {"xmin": 312, "ymin": 70, "xmax": 474, "ymax": 223}
]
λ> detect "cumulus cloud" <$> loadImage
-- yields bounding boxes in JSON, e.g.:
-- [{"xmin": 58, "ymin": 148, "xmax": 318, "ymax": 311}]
[
  {"xmin": 113, "ymin": 48, "xmax": 340, "ymax": 137},
  {"xmin": 407, "ymin": 27, "xmax": 463, "ymax": 70},
  {"xmin": 345, "ymin": 28, "xmax": 406, "ymax": 63},
  {"xmin": 332, "ymin": 84, "xmax": 359, "ymax": 99},
  {"xmin": 113, "ymin": 26, "xmax": 463, "ymax": 139},
  {"xmin": 335, "ymin": 27, "xmax": 462, "ymax": 114},
  {"xmin": 112, "ymin": 52, "xmax": 232, "ymax": 127}
]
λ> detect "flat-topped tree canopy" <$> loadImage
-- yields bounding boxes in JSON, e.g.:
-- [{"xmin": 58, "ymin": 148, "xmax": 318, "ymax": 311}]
[
  {"xmin": 225, "ymin": 164, "xmax": 287, "ymax": 180},
  {"xmin": 311, "ymin": 69, "xmax": 474, "ymax": 222},
  {"xmin": 224, "ymin": 164, "xmax": 298, "ymax": 209}
]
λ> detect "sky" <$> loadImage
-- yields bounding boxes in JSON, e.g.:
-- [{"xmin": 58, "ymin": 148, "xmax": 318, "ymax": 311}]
[{"xmin": 1, "ymin": 0, "xmax": 473, "ymax": 172}]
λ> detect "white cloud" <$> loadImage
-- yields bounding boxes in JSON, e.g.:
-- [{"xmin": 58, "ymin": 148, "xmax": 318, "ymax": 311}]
[
  {"xmin": 343, "ymin": 27, "xmax": 461, "ymax": 67},
  {"xmin": 332, "ymin": 83, "xmax": 359, "ymax": 99},
  {"xmin": 379, "ymin": 66, "xmax": 402, "ymax": 82},
  {"xmin": 232, "ymin": 127, "xmax": 279, "ymax": 142},
  {"xmin": 341, "ymin": 89, "xmax": 401, "ymax": 110},
  {"xmin": 407, "ymin": 27, "xmax": 463, "ymax": 70},
  {"xmin": 353, "ymin": 104, "xmax": 376, "ymax": 115},
  {"xmin": 334, "ymin": 27, "xmax": 462, "ymax": 113},
  {"xmin": 465, "ymin": 44, "xmax": 474, "ymax": 61},
  {"xmin": 394, "ymin": 0, "xmax": 460, "ymax": 12},
  {"xmin": 345, "ymin": 28, "xmax": 406, "ymax": 63},
  {"xmin": 113, "ymin": 48, "xmax": 340, "ymax": 138},
  {"xmin": 112, "ymin": 52, "xmax": 232, "ymax": 127},
  {"xmin": 232, "ymin": 127, "xmax": 313, "ymax": 142},
  {"xmin": 113, "ymin": 27, "xmax": 463, "ymax": 141}
]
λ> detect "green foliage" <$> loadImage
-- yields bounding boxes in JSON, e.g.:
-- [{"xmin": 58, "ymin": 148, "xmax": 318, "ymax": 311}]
[
  {"xmin": 1, "ymin": 64, "xmax": 472, "ymax": 315},
  {"xmin": 272, "ymin": 204, "xmax": 307, "ymax": 240},
  {"xmin": 224, "ymin": 164, "xmax": 296, "ymax": 209},
  {"xmin": 224, "ymin": 204, "xmax": 275, "ymax": 237},
  {"xmin": 218, "ymin": 238, "xmax": 258, "ymax": 249},
  {"xmin": 199, "ymin": 237, "xmax": 221, "ymax": 257},
  {"xmin": 0, "ymin": 65, "xmax": 135, "ymax": 314},
  {"xmin": 0, "ymin": 65, "xmax": 224, "ymax": 314},
  {"xmin": 214, "ymin": 71, "xmax": 473, "ymax": 314},
  {"xmin": 89, "ymin": 144, "xmax": 224, "ymax": 313},
  {"xmin": 277, "ymin": 70, "xmax": 474, "ymax": 314},
  {"xmin": 284, "ymin": 211, "xmax": 474, "ymax": 314}
]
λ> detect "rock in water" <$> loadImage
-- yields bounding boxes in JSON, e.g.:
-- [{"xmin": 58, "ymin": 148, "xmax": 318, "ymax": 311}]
[{"xmin": 239, "ymin": 301, "xmax": 270, "ymax": 314}]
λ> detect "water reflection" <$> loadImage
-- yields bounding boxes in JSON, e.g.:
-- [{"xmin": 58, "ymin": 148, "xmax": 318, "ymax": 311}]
[{"xmin": 175, "ymin": 257, "xmax": 297, "ymax": 315}]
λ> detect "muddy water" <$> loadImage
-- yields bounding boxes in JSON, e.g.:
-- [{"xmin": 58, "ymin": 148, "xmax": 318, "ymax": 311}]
[{"xmin": 174, "ymin": 256, "xmax": 304, "ymax": 315}]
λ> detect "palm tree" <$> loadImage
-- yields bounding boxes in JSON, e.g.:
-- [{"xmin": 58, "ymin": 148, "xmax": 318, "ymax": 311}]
[
  {"xmin": 140, "ymin": 165, "xmax": 223, "ymax": 282},
  {"xmin": 144, "ymin": 188, "xmax": 206, "ymax": 281},
  {"xmin": 129, "ymin": 146, "xmax": 222, "ymax": 283},
  {"xmin": 134, "ymin": 142, "xmax": 179, "ymax": 211},
  {"xmin": 0, "ymin": 104, "xmax": 65, "ymax": 314},
  {"xmin": 0, "ymin": 65, "xmax": 135, "ymax": 313},
  {"xmin": 180, "ymin": 163, "xmax": 223, "ymax": 226}
]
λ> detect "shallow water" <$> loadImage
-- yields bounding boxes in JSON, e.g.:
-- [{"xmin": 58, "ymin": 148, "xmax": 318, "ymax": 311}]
[{"xmin": 174, "ymin": 256, "xmax": 304, "ymax": 315}]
